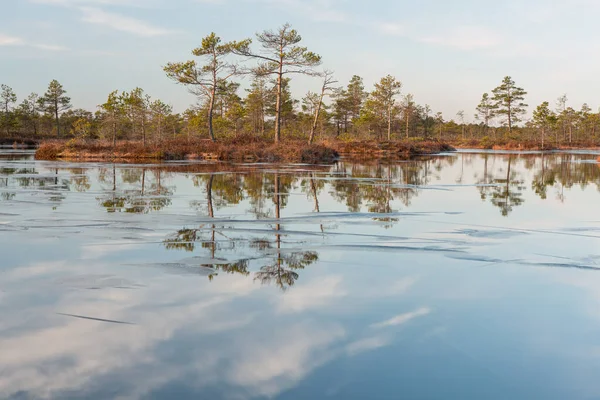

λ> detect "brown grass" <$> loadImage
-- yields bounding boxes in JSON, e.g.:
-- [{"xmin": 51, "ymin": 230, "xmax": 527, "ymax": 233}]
[
  {"xmin": 451, "ymin": 137, "xmax": 600, "ymax": 151},
  {"xmin": 326, "ymin": 140, "xmax": 455, "ymax": 159},
  {"xmin": 35, "ymin": 136, "xmax": 339, "ymax": 164},
  {"xmin": 36, "ymin": 137, "xmax": 459, "ymax": 163}
]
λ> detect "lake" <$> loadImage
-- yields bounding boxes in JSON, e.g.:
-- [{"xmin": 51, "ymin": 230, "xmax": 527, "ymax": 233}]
[{"xmin": 2, "ymin": 149, "xmax": 600, "ymax": 399}]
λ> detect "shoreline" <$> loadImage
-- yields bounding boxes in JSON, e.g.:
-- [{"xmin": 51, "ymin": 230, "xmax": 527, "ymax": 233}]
[
  {"xmin": 448, "ymin": 138, "xmax": 600, "ymax": 151},
  {"xmin": 33, "ymin": 138, "xmax": 458, "ymax": 163},
  {"xmin": 24, "ymin": 137, "xmax": 600, "ymax": 163}
]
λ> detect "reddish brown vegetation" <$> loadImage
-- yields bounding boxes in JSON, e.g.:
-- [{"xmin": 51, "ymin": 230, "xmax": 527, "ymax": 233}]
[
  {"xmin": 327, "ymin": 140, "xmax": 455, "ymax": 159},
  {"xmin": 35, "ymin": 136, "xmax": 339, "ymax": 164},
  {"xmin": 0, "ymin": 138, "xmax": 39, "ymax": 147},
  {"xmin": 452, "ymin": 137, "xmax": 600, "ymax": 151},
  {"xmin": 34, "ymin": 136, "xmax": 462, "ymax": 163}
]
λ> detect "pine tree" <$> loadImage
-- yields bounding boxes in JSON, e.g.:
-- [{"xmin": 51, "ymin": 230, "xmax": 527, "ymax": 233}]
[
  {"xmin": 402, "ymin": 94, "xmax": 415, "ymax": 139},
  {"xmin": 345, "ymin": 75, "xmax": 366, "ymax": 130},
  {"xmin": 491, "ymin": 76, "xmax": 527, "ymax": 134},
  {"xmin": 164, "ymin": 32, "xmax": 247, "ymax": 141},
  {"xmin": 17, "ymin": 93, "xmax": 41, "ymax": 136},
  {"xmin": 532, "ymin": 101, "xmax": 555, "ymax": 149},
  {"xmin": 475, "ymin": 92, "xmax": 495, "ymax": 134},
  {"xmin": 0, "ymin": 84, "xmax": 17, "ymax": 136},
  {"xmin": 371, "ymin": 75, "xmax": 402, "ymax": 140},
  {"xmin": 39, "ymin": 80, "xmax": 72, "ymax": 137},
  {"xmin": 245, "ymin": 77, "xmax": 268, "ymax": 135},
  {"xmin": 231, "ymin": 23, "xmax": 321, "ymax": 142},
  {"xmin": 99, "ymin": 90, "xmax": 124, "ymax": 147}
]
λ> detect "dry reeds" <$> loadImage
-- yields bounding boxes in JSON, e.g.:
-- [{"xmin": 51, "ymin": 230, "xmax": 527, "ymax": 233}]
[
  {"xmin": 326, "ymin": 140, "xmax": 455, "ymax": 159},
  {"xmin": 35, "ymin": 136, "xmax": 339, "ymax": 164}
]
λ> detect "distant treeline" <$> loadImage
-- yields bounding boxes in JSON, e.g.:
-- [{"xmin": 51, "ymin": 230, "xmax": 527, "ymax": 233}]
[{"xmin": 1, "ymin": 24, "xmax": 599, "ymax": 146}]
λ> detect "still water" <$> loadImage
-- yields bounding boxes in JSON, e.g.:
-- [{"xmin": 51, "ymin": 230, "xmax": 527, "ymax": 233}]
[{"xmin": 2, "ymin": 149, "xmax": 600, "ymax": 399}]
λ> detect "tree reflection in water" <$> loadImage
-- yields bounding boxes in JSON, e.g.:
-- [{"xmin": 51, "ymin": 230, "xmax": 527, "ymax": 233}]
[
  {"xmin": 97, "ymin": 166, "xmax": 174, "ymax": 213},
  {"xmin": 489, "ymin": 156, "xmax": 526, "ymax": 217},
  {"xmin": 164, "ymin": 171, "xmax": 319, "ymax": 290},
  {"xmin": 4, "ymin": 152, "xmax": 600, "ymax": 250},
  {"xmin": 253, "ymin": 172, "xmax": 319, "ymax": 290}
]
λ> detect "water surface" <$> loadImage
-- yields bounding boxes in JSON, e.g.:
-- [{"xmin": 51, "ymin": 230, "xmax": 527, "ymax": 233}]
[{"xmin": 2, "ymin": 150, "xmax": 600, "ymax": 399}]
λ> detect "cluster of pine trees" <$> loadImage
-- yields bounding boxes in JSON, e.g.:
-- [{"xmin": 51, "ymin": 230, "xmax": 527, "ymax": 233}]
[{"xmin": 2, "ymin": 24, "xmax": 600, "ymax": 145}]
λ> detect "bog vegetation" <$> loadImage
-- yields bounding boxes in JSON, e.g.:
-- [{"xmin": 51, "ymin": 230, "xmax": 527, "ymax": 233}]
[{"xmin": 2, "ymin": 24, "xmax": 600, "ymax": 149}]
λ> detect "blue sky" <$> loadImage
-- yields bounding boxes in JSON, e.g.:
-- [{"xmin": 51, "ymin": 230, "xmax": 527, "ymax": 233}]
[{"xmin": 2, "ymin": 0, "xmax": 600, "ymax": 121}]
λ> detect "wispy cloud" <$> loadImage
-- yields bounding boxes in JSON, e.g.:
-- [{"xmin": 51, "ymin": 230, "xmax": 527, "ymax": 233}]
[
  {"xmin": 0, "ymin": 33, "xmax": 67, "ymax": 51},
  {"xmin": 253, "ymin": 0, "xmax": 349, "ymax": 23},
  {"xmin": 376, "ymin": 22, "xmax": 405, "ymax": 36},
  {"xmin": 79, "ymin": 6, "xmax": 174, "ymax": 37},
  {"xmin": 30, "ymin": 0, "xmax": 160, "ymax": 7},
  {"xmin": 419, "ymin": 26, "xmax": 503, "ymax": 51},
  {"xmin": 0, "ymin": 34, "xmax": 25, "ymax": 46},
  {"xmin": 346, "ymin": 335, "xmax": 390, "ymax": 356},
  {"xmin": 371, "ymin": 307, "xmax": 431, "ymax": 329},
  {"xmin": 32, "ymin": 43, "xmax": 69, "ymax": 51},
  {"xmin": 277, "ymin": 276, "xmax": 346, "ymax": 313}
]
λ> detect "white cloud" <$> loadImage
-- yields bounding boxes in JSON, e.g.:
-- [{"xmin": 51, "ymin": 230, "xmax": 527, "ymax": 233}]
[
  {"xmin": 346, "ymin": 335, "xmax": 390, "ymax": 356},
  {"xmin": 0, "ymin": 34, "xmax": 25, "ymax": 46},
  {"xmin": 79, "ymin": 7, "xmax": 174, "ymax": 37},
  {"xmin": 419, "ymin": 26, "xmax": 503, "ymax": 51},
  {"xmin": 254, "ymin": 0, "xmax": 349, "ymax": 23},
  {"xmin": 277, "ymin": 275, "xmax": 346, "ymax": 313},
  {"xmin": 376, "ymin": 22, "xmax": 405, "ymax": 36},
  {"xmin": 31, "ymin": 0, "xmax": 159, "ymax": 7},
  {"xmin": 227, "ymin": 322, "xmax": 346, "ymax": 398},
  {"xmin": 0, "ymin": 33, "xmax": 67, "ymax": 51},
  {"xmin": 32, "ymin": 43, "xmax": 69, "ymax": 51},
  {"xmin": 371, "ymin": 307, "xmax": 431, "ymax": 329}
]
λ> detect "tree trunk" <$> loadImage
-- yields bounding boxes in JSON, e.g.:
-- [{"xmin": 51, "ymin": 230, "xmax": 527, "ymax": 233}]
[
  {"xmin": 260, "ymin": 105, "xmax": 265, "ymax": 135},
  {"xmin": 309, "ymin": 92, "xmax": 324, "ymax": 145},
  {"xmin": 541, "ymin": 127, "xmax": 545, "ymax": 149},
  {"xmin": 4, "ymin": 105, "xmax": 9, "ymax": 136},
  {"xmin": 506, "ymin": 157, "xmax": 511, "ymax": 194},
  {"xmin": 207, "ymin": 174, "xmax": 214, "ymax": 218},
  {"xmin": 112, "ymin": 118, "xmax": 117, "ymax": 148},
  {"xmin": 310, "ymin": 173, "xmax": 324, "ymax": 233},
  {"xmin": 274, "ymin": 172, "xmax": 281, "ymax": 263},
  {"xmin": 507, "ymin": 102, "xmax": 512, "ymax": 134},
  {"xmin": 141, "ymin": 169, "xmax": 145, "ymax": 196},
  {"xmin": 142, "ymin": 111, "xmax": 146, "ymax": 146},
  {"xmin": 387, "ymin": 105, "xmax": 392, "ymax": 140},
  {"xmin": 54, "ymin": 99, "xmax": 60, "ymax": 138},
  {"xmin": 158, "ymin": 115, "xmax": 162, "ymax": 141},
  {"xmin": 569, "ymin": 124, "xmax": 572, "ymax": 144},
  {"xmin": 208, "ymin": 90, "xmax": 216, "ymax": 142},
  {"xmin": 405, "ymin": 112, "xmax": 409, "ymax": 139},
  {"xmin": 274, "ymin": 69, "xmax": 283, "ymax": 143},
  {"xmin": 207, "ymin": 174, "xmax": 215, "ymax": 259}
]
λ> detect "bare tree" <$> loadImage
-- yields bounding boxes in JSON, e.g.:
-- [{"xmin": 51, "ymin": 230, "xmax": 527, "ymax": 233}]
[
  {"xmin": 309, "ymin": 70, "xmax": 337, "ymax": 144},
  {"xmin": 457, "ymin": 110, "xmax": 466, "ymax": 139}
]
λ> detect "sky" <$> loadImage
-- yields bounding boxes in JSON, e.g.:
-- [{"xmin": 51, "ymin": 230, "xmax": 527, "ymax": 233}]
[{"xmin": 2, "ymin": 0, "xmax": 600, "ymax": 121}]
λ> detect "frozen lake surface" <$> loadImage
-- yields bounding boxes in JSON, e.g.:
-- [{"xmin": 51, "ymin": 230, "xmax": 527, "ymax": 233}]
[{"xmin": 2, "ymin": 150, "xmax": 600, "ymax": 399}]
